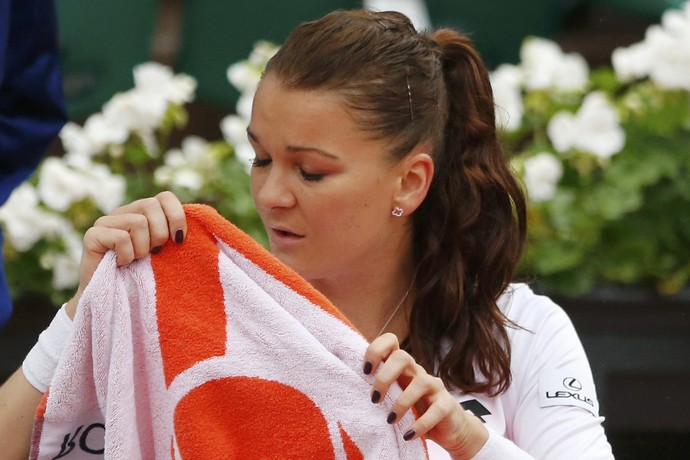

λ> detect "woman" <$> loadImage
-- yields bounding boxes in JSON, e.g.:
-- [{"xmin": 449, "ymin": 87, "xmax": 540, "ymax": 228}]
[{"xmin": 0, "ymin": 10, "xmax": 613, "ymax": 459}]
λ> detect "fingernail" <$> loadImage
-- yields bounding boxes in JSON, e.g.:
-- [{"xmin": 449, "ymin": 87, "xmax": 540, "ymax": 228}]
[
  {"xmin": 387, "ymin": 412, "xmax": 397, "ymax": 424},
  {"xmin": 151, "ymin": 246, "xmax": 162, "ymax": 254},
  {"xmin": 175, "ymin": 229, "xmax": 184, "ymax": 244},
  {"xmin": 403, "ymin": 430, "xmax": 416, "ymax": 441},
  {"xmin": 363, "ymin": 361, "xmax": 372, "ymax": 375},
  {"xmin": 371, "ymin": 390, "xmax": 381, "ymax": 404}
]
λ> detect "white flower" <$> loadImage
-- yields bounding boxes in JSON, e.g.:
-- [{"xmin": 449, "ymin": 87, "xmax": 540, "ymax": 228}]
[
  {"xmin": 646, "ymin": 25, "xmax": 690, "ymax": 90},
  {"xmin": 90, "ymin": 63, "xmax": 196, "ymax": 145},
  {"xmin": 0, "ymin": 184, "xmax": 64, "ymax": 251},
  {"xmin": 235, "ymin": 92, "xmax": 255, "ymax": 121},
  {"xmin": 155, "ymin": 136, "xmax": 213, "ymax": 191},
  {"xmin": 51, "ymin": 254, "xmax": 81, "ymax": 290},
  {"xmin": 170, "ymin": 169, "xmax": 203, "ymax": 191},
  {"xmin": 547, "ymin": 112, "xmax": 578, "ymax": 154},
  {"xmin": 63, "ymin": 150, "xmax": 94, "ymax": 170},
  {"xmin": 363, "ymin": 0, "xmax": 432, "ymax": 31},
  {"xmin": 612, "ymin": 42, "xmax": 651, "ymax": 82},
  {"xmin": 227, "ymin": 41, "xmax": 278, "ymax": 94},
  {"xmin": 220, "ymin": 115, "xmax": 247, "ymax": 145},
  {"xmin": 85, "ymin": 164, "xmax": 126, "ymax": 213},
  {"xmin": 523, "ymin": 152, "xmax": 563, "ymax": 203},
  {"xmin": 38, "ymin": 157, "xmax": 92, "ymax": 211},
  {"xmin": 248, "ymin": 41, "xmax": 279, "ymax": 66},
  {"xmin": 178, "ymin": 136, "xmax": 208, "ymax": 161},
  {"xmin": 661, "ymin": 6, "xmax": 690, "ymax": 37},
  {"xmin": 60, "ymin": 122, "xmax": 94, "ymax": 159},
  {"xmin": 612, "ymin": 3, "xmax": 690, "ymax": 89},
  {"xmin": 133, "ymin": 62, "xmax": 196, "ymax": 104},
  {"xmin": 60, "ymin": 113, "xmax": 129, "ymax": 161},
  {"xmin": 49, "ymin": 227, "xmax": 83, "ymax": 290},
  {"xmin": 234, "ymin": 143, "xmax": 255, "ymax": 174},
  {"xmin": 83, "ymin": 112, "xmax": 130, "ymax": 151},
  {"xmin": 221, "ymin": 115, "xmax": 253, "ymax": 173},
  {"xmin": 490, "ymin": 64, "xmax": 524, "ymax": 131},
  {"xmin": 227, "ymin": 62, "xmax": 261, "ymax": 94},
  {"xmin": 102, "ymin": 89, "xmax": 167, "ymax": 134},
  {"xmin": 37, "ymin": 157, "xmax": 125, "ymax": 214},
  {"xmin": 520, "ymin": 37, "xmax": 589, "ymax": 92},
  {"xmin": 547, "ymin": 92, "xmax": 626, "ymax": 159}
]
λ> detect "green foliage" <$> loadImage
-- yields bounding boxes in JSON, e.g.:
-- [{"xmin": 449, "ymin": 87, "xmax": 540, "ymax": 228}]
[{"xmin": 513, "ymin": 83, "xmax": 690, "ymax": 296}]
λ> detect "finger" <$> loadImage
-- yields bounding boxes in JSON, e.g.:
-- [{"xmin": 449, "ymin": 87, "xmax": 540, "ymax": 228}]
[
  {"xmin": 107, "ymin": 199, "xmax": 166, "ymax": 249},
  {"xmin": 403, "ymin": 392, "xmax": 457, "ymax": 441},
  {"xmin": 93, "ymin": 213, "xmax": 152, "ymax": 259},
  {"xmin": 75, "ymin": 226, "xmax": 136, "ymax": 312},
  {"xmin": 83, "ymin": 226, "xmax": 136, "ymax": 267},
  {"xmin": 155, "ymin": 191, "xmax": 187, "ymax": 244},
  {"xmin": 108, "ymin": 192, "xmax": 185, "ymax": 247},
  {"xmin": 363, "ymin": 332, "xmax": 400, "ymax": 375},
  {"xmin": 386, "ymin": 373, "xmax": 441, "ymax": 424},
  {"xmin": 80, "ymin": 226, "xmax": 135, "ymax": 292},
  {"xmin": 370, "ymin": 349, "xmax": 420, "ymax": 404}
]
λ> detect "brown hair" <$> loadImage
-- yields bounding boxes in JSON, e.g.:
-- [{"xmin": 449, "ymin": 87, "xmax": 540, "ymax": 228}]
[{"xmin": 264, "ymin": 10, "xmax": 527, "ymax": 395}]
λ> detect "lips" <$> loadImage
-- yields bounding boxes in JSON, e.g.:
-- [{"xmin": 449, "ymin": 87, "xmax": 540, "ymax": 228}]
[
  {"xmin": 268, "ymin": 226, "xmax": 304, "ymax": 250},
  {"xmin": 270, "ymin": 226, "xmax": 304, "ymax": 239}
]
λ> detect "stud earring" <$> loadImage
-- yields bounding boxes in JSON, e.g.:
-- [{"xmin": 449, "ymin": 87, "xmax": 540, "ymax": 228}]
[{"xmin": 392, "ymin": 206, "xmax": 404, "ymax": 217}]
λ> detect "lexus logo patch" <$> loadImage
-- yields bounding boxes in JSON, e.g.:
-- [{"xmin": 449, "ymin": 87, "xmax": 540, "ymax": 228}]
[{"xmin": 539, "ymin": 369, "xmax": 598, "ymax": 416}]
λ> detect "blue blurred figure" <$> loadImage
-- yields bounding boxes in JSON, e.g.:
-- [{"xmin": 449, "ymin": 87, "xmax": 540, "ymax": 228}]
[{"xmin": 0, "ymin": 0, "xmax": 66, "ymax": 326}]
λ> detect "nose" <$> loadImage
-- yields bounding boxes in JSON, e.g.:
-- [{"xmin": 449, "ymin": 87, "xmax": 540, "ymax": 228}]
[{"xmin": 251, "ymin": 165, "xmax": 296, "ymax": 212}]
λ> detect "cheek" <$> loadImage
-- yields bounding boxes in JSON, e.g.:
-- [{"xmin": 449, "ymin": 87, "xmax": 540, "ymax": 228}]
[{"xmin": 312, "ymin": 191, "xmax": 384, "ymax": 238}]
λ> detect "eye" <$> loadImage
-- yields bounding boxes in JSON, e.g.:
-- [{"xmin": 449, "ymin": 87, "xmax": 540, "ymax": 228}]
[
  {"xmin": 299, "ymin": 168, "xmax": 325, "ymax": 182},
  {"xmin": 251, "ymin": 157, "xmax": 271, "ymax": 168}
]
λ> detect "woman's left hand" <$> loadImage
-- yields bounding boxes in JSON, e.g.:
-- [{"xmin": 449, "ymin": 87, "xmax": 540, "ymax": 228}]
[{"xmin": 364, "ymin": 333, "xmax": 489, "ymax": 459}]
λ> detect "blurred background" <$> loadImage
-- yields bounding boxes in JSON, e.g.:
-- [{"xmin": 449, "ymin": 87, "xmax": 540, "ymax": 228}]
[
  {"xmin": 2, "ymin": 1, "xmax": 689, "ymax": 458},
  {"xmin": 56, "ymin": 0, "xmax": 682, "ymax": 125}
]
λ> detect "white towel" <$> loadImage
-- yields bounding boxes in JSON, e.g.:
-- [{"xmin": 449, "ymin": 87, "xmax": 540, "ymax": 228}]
[{"xmin": 30, "ymin": 204, "xmax": 428, "ymax": 459}]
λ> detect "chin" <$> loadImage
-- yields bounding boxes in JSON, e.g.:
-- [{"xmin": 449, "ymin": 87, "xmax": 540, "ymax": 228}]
[{"xmin": 271, "ymin": 250, "xmax": 303, "ymax": 274}]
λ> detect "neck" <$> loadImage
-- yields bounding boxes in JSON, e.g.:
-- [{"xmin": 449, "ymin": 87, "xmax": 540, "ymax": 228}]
[{"xmin": 308, "ymin": 260, "xmax": 416, "ymax": 342}]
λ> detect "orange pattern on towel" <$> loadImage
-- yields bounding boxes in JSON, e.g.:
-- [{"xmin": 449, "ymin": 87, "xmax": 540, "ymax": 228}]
[
  {"xmin": 175, "ymin": 377, "xmax": 336, "ymax": 459},
  {"xmin": 152, "ymin": 213, "xmax": 228, "ymax": 387},
  {"xmin": 151, "ymin": 205, "xmax": 365, "ymax": 458}
]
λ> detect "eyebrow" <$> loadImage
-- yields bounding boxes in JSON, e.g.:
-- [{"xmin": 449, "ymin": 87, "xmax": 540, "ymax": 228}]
[{"xmin": 246, "ymin": 128, "xmax": 338, "ymax": 159}]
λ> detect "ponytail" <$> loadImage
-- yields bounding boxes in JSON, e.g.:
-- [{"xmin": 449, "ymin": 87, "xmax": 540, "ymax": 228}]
[{"xmin": 407, "ymin": 29, "xmax": 527, "ymax": 395}]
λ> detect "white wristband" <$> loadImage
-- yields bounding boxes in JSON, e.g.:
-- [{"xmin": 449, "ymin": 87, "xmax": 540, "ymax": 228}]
[
  {"xmin": 471, "ymin": 425, "xmax": 535, "ymax": 460},
  {"xmin": 22, "ymin": 304, "xmax": 74, "ymax": 392}
]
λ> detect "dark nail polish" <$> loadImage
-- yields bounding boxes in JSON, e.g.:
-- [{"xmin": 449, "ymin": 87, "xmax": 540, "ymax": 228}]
[
  {"xmin": 403, "ymin": 430, "xmax": 416, "ymax": 441},
  {"xmin": 363, "ymin": 361, "xmax": 372, "ymax": 375},
  {"xmin": 151, "ymin": 246, "xmax": 162, "ymax": 254},
  {"xmin": 371, "ymin": 390, "xmax": 381, "ymax": 404},
  {"xmin": 387, "ymin": 412, "xmax": 397, "ymax": 424},
  {"xmin": 175, "ymin": 229, "xmax": 184, "ymax": 244}
]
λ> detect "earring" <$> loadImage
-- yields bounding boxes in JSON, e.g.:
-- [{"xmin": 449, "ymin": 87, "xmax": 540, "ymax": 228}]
[{"xmin": 392, "ymin": 206, "xmax": 404, "ymax": 217}]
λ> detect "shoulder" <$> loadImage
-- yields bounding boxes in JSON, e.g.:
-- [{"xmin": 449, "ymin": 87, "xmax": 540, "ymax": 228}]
[
  {"xmin": 497, "ymin": 283, "xmax": 572, "ymax": 333},
  {"xmin": 497, "ymin": 283, "xmax": 585, "ymax": 371}
]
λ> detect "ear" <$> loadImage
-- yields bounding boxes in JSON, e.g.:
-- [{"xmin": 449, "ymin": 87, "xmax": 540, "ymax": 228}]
[{"xmin": 393, "ymin": 143, "xmax": 434, "ymax": 216}]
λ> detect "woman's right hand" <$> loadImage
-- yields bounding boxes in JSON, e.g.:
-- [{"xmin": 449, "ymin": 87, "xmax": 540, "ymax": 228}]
[{"xmin": 65, "ymin": 191, "xmax": 187, "ymax": 319}]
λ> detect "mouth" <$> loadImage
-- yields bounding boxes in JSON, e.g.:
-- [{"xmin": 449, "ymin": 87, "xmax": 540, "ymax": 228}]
[{"xmin": 270, "ymin": 226, "xmax": 303, "ymax": 239}]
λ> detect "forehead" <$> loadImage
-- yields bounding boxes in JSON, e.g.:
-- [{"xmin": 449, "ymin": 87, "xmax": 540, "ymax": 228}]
[
  {"xmin": 249, "ymin": 75, "xmax": 397, "ymax": 165},
  {"xmin": 253, "ymin": 75, "xmax": 346, "ymax": 117},
  {"xmin": 251, "ymin": 76, "xmax": 371, "ymax": 143}
]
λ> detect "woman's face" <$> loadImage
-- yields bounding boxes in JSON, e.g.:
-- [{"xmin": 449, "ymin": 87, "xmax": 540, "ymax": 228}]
[{"xmin": 248, "ymin": 75, "xmax": 406, "ymax": 285}]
